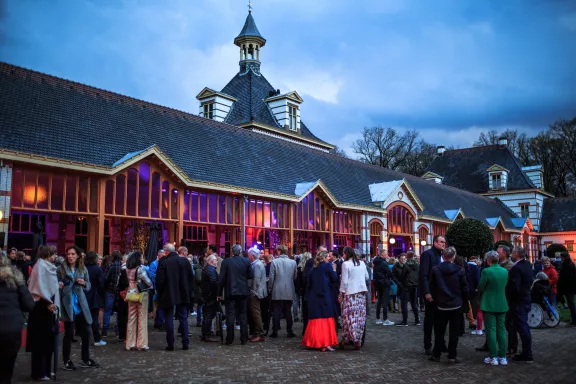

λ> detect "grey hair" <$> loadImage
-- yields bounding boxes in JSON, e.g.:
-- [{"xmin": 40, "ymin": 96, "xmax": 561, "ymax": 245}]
[
  {"xmin": 298, "ymin": 252, "xmax": 312, "ymax": 269},
  {"xmin": 232, "ymin": 244, "xmax": 242, "ymax": 256},
  {"xmin": 535, "ymin": 272, "xmax": 548, "ymax": 281},
  {"xmin": 540, "ymin": 256, "xmax": 550, "ymax": 264},
  {"xmin": 513, "ymin": 246, "xmax": 526, "ymax": 259},
  {"xmin": 442, "ymin": 246, "xmax": 457, "ymax": 260},
  {"xmin": 157, "ymin": 249, "xmax": 165, "ymax": 256},
  {"xmin": 484, "ymin": 250, "xmax": 499, "ymax": 264},
  {"xmin": 247, "ymin": 246, "xmax": 260, "ymax": 258},
  {"xmin": 498, "ymin": 245, "xmax": 511, "ymax": 257},
  {"xmin": 206, "ymin": 254, "xmax": 217, "ymax": 264},
  {"xmin": 163, "ymin": 243, "xmax": 176, "ymax": 253},
  {"xmin": 353, "ymin": 248, "xmax": 361, "ymax": 257}
]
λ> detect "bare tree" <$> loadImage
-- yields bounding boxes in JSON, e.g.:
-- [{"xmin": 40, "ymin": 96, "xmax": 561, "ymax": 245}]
[
  {"xmin": 473, "ymin": 128, "xmax": 530, "ymax": 161},
  {"xmin": 352, "ymin": 127, "xmax": 419, "ymax": 170},
  {"xmin": 398, "ymin": 140, "xmax": 438, "ymax": 176},
  {"xmin": 528, "ymin": 131, "xmax": 569, "ymax": 196},
  {"xmin": 549, "ymin": 117, "xmax": 576, "ymax": 185},
  {"xmin": 329, "ymin": 146, "xmax": 349, "ymax": 158}
]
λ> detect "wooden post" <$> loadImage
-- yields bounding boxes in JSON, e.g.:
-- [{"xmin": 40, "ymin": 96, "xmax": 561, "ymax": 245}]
[
  {"xmin": 289, "ymin": 203, "xmax": 294, "ymax": 257},
  {"xmin": 240, "ymin": 196, "xmax": 247, "ymax": 250},
  {"xmin": 329, "ymin": 209, "xmax": 334, "ymax": 250},
  {"xmin": 96, "ymin": 179, "xmax": 106, "ymax": 255}
]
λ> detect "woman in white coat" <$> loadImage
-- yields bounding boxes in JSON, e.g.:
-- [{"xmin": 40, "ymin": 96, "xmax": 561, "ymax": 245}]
[{"xmin": 339, "ymin": 246, "xmax": 369, "ymax": 350}]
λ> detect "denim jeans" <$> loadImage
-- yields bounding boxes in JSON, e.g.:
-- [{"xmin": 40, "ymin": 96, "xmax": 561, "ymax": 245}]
[
  {"xmin": 102, "ymin": 291, "xmax": 116, "ymax": 333},
  {"xmin": 165, "ymin": 305, "xmax": 189, "ymax": 348},
  {"xmin": 196, "ymin": 303, "xmax": 203, "ymax": 324}
]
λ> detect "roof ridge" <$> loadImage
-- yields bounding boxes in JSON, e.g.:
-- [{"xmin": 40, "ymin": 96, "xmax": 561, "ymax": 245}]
[{"xmin": 443, "ymin": 144, "xmax": 500, "ymax": 154}]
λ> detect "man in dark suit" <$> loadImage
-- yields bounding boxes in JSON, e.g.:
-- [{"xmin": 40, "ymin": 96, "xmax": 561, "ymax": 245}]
[
  {"xmin": 156, "ymin": 243, "xmax": 194, "ymax": 351},
  {"xmin": 217, "ymin": 244, "xmax": 253, "ymax": 345},
  {"xmin": 506, "ymin": 246, "xmax": 534, "ymax": 363},
  {"xmin": 419, "ymin": 235, "xmax": 446, "ymax": 355}
]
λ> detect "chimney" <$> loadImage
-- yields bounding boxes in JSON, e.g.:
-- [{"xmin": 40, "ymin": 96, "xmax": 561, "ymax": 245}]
[
  {"xmin": 437, "ymin": 146, "xmax": 446, "ymax": 156},
  {"xmin": 498, "ymin": 137, "xmax": 508, "ymax": 147}
]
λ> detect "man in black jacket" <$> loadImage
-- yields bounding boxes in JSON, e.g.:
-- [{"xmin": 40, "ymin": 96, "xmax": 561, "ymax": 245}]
[
  {"xmin": 217, "ymin": 244, "xmax": 253, "ymax": 345},
  {"xmin": 419, "ymin": 235, "xmax": 446, "ymax": 354},
  {"xmin": 429, "ymin": 246, "xmax": 468, "ymax": 363},
  {"xmin": 506, "ymin": 246, "xmax": 534, "ymax": 363},
  {"xmin": 393, "ymin": 252, "xmax": 420, "ymax": 326},
  {"xmin": 201, "ymin": 254, "xmax": 219, "ymax": 342},
  {"xmin": 373, "ymin": 250, "xmax": 395, "ymax": 326},
  {"xmin": 558, "ymin": 251, "xmax": 576, "ymax": 326},
  {"xmin": 156, "ymin": 243, "xmax": 194, "ymax": 351},
  {"xmin": 102, "ymin": 250, "xmax": 122, "ymax": 338}
]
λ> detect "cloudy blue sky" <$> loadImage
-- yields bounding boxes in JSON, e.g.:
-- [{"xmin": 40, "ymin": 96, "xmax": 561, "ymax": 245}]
[{"xmin": 1, "ymin": 0, "xmax": 575, "ymax": 155}]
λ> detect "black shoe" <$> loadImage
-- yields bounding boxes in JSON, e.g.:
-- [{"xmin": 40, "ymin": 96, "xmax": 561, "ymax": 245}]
[
  {"xmin": 165, "ymin": 346, "xmax": 174, "ymax": 351},
  {"xmin": 424, "ymin": 349, "xmax": 432, "ymax": 356},
  {"xmin": 196, "ymin": 324, "xmax": 202, "ymax": 328},
  {"xmin": 80, "ymin": 359, "xmax": 100, "ymax": 368},
  {"xmin": 395, "ymin": 322, "xmax": 408, "ymax": 327},
  {"xmin": 415, "ymin": 321, "xmax": 421, "ymax": 326},
  {"xmin": 287, "ymin": 332, "xmax": 296, "ymax": 338},
  {"xmin": 224, "ymin": 341, "xmax": 234, "ymax": 345},
  {"xmin": 428, "ymin": 355, "xmax": 441, "ymax": 362},
  {"xmin": 62, "ymin": 360, "xmax": 76, "ymax": 371},
  {"xmin": 513, "ymin": 355, "xmax": 534, "ymax": 364},
  {"xmin": 294, "ymin": 317, "xmax": 300, "ymax": 322},
  {"xmin": 118, "ymin": 338, "xmax": 126, "ymax": 342},
  {"xmin": 475, "ymin": 345, "xmax": 489, "ymax": 352},
  {"xmin": 441, "ymin": 346, "xmax": 449, "ymax": 353},
  {"xmin": 182, "ymin": 345, "xmax": 189, "ymax": 350},
  {"xmin": 269, "ymin": 332, "xmax": 278, "ymax": 338},
  {"xmin": 71, "ymin": 338, "xmax": 78, "ymax": 343}
]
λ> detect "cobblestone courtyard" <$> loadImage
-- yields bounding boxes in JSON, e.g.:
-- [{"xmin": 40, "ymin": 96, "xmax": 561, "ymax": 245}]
[{"xmin": 12, "ymin": 309, "xmax": 576, "ymax": 384}]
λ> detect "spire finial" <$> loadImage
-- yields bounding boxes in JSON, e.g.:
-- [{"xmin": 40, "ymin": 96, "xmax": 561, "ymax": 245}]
[{"xmin": 248, "ymin": 1, "xmax": 253, "ymax": 12}]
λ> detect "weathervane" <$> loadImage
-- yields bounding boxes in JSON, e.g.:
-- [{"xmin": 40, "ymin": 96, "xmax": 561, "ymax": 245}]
[{"xmin": 248, "ymin": 1, "xmax": 253, "ymax": 12}]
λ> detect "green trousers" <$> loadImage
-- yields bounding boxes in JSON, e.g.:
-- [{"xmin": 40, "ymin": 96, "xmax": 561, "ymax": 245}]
[{"xmin": 484, "ymin": 311, "xmax": 507, "ymax": 358}]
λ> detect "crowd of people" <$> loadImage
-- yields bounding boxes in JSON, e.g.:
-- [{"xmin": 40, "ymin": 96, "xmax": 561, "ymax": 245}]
[{"xmin": 1, "ymin": 237, "xmax": 576, "ymax": 382}]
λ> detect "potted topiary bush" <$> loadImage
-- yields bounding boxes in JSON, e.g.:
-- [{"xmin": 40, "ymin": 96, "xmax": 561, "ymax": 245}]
[{"xmin": 445, "ymin": 218, "xmax": 494, "ymax": 259}]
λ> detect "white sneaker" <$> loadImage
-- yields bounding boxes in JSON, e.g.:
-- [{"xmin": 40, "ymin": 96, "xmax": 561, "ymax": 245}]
[
  {"xmin": 222, "ymin": 324, "xmax": 227, "ymax": 330},
  {"xmin": 191, "ymin": 311, "xmax": 197, "ymax": 316},
  {"xmin": 476, "ymin": 330, "xmax": 484, "ymax": 336},
  {"xmin": 484, "ymin": 357, "xmax": 499, "ymax": 366},
  {"xmin": 382, "ymin": 320, "xmax": 395, "ymax": 326},
  {"xmin": 471, "ymin": 330, "xmax": 478, "ymax": 335},
  {"xmin": 375, "ymin": 319, "xmax": 383, "ymax": 325},
  {"xmin": 235, "ymin": 325, "xmax": 240, "ymax": 330},
  {"xmin": 498, "ymin": 357, "xmax": 508, "ymax": 366},
  {"xmin": 93, "ymin": 340, "xmax": 107, "ymax": 347}
]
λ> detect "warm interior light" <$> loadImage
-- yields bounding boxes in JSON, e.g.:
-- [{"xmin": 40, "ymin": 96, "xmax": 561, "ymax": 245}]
[
  {"xmin": 389, "ymin": 238, "xmax": 396, "ymax": 244},
  {"xmin": 0, "ymin": 210, "xmax": 3, "ymax": 221},
  {"xmin": 24, "ymin": 186, "xmax": 47, "ymax": 205},
  {"xmin": 421, "ymin": 240, "xmax": 427, "ymax": 246}
]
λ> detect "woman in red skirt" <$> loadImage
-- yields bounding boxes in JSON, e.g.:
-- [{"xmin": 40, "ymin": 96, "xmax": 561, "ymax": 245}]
[{"xmin": 302, "ymin": 251, "xmax": 338, "ymax": 352}]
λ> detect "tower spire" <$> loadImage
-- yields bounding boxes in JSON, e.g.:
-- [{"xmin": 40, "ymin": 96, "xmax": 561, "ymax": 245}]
[{"xmin": 234, "ymin": 7, "xmax": 266, "ymax": 74}]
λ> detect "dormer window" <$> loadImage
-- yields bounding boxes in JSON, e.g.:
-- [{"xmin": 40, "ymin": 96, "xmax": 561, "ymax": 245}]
[
  {"xmin": 492, "ymin": 174, "xmax": 502, "ymax": 189},
  {"xmin": 203, "ymin": 102, "xmax": 214, "ymax": 119},
  {"xmin": 289, "ymin": 105, "xmax": 298, "ymax": 131},
  {"xmin": 487, "ymin": 164, "xmax": 509, "ymax": 191},
  {"xmin": 520, "ymin": 203, "xmax": 530, "ymax": 218}
]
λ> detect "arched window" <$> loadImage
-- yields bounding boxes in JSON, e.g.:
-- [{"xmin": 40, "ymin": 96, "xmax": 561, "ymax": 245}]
[
  {"xmin": 127, "ymin": 168, "xmax": 138, "ymax": 216},
  {"xmin": 138, "ymin": 163, "xmax": 150, "ymax": 217},
  {"xmin": 387, "ymin": 204, "xmax": 415, "ymax": 234},
  {"xmin": 115, "ymin": 174, "xmax": 126, "ymax": 215},
  {"xmin": 151, "ymin": 173, "xmax": 161, "ymax": 218}
]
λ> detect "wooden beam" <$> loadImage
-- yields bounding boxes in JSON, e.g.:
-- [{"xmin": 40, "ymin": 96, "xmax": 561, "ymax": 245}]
[
  {"xmin": 177, "ymin": 188, "xmax": 184, "ymax": 244},
  {"xmin": 329, "ymin": 208, "xmax": 334, "ymax": 250},
  {"xmin": 289, "ymin": 203, "xmax": 294, "ymax": 256}
]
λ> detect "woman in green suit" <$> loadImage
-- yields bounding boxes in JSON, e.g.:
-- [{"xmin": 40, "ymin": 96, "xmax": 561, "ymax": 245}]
[{"xmin": 477, "ymin": 250, "xmax": 509, "ymax": 366}]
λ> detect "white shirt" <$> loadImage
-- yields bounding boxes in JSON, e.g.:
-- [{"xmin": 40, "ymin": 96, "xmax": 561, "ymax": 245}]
[{"xmin": 339, "ymin": 259, "xmax": 369, "ymax": 295}]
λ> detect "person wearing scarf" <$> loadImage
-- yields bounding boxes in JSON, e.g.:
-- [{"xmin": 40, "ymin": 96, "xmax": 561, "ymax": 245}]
[
  {"xmin": 26, "ymin": 245, "xmax": 61, "ymax": 381},
  {"xmin": 58, "ymin": 245, "xmax": 99, "ymax": 371}
]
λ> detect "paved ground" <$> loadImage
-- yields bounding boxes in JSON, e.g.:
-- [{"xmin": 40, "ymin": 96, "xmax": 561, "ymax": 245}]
[{"xmin": 12, "ymin": 307, "xmax": 576, "ymax": 384}]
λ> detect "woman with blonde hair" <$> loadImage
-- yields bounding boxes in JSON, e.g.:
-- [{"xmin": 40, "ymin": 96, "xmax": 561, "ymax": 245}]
[
  {"xmin": 0, "ymin": 253, "xmax": 34, "ymax": 383},
  {"xmin": 301, "ymin": 251, "xmax": 338, "ymax": 352}
]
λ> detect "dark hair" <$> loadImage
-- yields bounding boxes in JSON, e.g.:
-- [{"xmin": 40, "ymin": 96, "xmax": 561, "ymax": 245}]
[
  {"xmin": 9, "ymin": 247, "xmax": 17, "ymax": 253},
  {"xmin": 560, "ymin": 251, "xmax": 570, "ymax": 260},
  {"xmin": 85, "ymin": 251, "xmax": 99, "ymax": 265},
  {"xmin": 343, "ymin": 246, "xmax": 360, "ymax": 266},
  {"xmin": 242, "ymin": 250, "xmax": 249, "ymax": 258},
  {"xmin": 433, "ymin": 235, "xmax": 445, "ymax": 244},
  {"xmin": 126, "ymin": 252, "xmax": 142, "ymax": 270},
  {"xmin": 65, "ymin": 245, "xmax": 85, "ymax": 270},
  {"xmin": 37, "ymin": 245, "xmax": 56, "ymax": 260},
  {"xmin": 208, "ymin": 244, "xmax": 217, "ymax": 253},
  {"xmin": 111, "ymin": 250, "xmax": 122, "ymax": 261},
  {"xmin": 331, "ymin": 248, "xmax": 340, "ymax": 258}
]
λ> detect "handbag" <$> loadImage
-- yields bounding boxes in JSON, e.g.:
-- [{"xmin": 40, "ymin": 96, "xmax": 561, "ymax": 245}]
[{"xmin": 125, "ymin": 290, "xmax": 145, "ymax": 303}]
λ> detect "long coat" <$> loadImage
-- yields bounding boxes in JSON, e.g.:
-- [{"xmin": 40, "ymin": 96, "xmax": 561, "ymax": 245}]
[
  {"xmin": 218, "ymin": 255, "xmax": 252, "ymax": 298},
  {"xmin": 306, "ymin": 261, "xmax": 338, "ymax": 320},
  {"xmin": 85, "ymin": 263, "xmax": 104, "ymax": 309},
  {"xmin": 477, "ymin": 264, "xmax": 509, "ymax": 313},
  {"xmin": 269, "ymin": 254, "xmax": 297, "ymax": 301},
  {"xmin": 156, "ymin": 252, "xmax": 193, "ymax": 309},
  {"xmin": 57, "ymin": 264, "xmax": 92, "ymax": 324}
]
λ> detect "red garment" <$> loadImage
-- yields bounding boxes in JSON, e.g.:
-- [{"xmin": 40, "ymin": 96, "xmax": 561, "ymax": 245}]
[
  {"xmin": 543, "ymin": 265, "xmax": 558, "ymax": 294},
  {"xmin": 301, "ymin": 318, "xmax": 338, "ymax": 349}
]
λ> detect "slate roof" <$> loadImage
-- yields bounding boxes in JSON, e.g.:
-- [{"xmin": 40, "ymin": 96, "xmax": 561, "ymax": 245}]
[
  {"xmin": 540, "ymin": 197, "xmax": 576, "ymax": 232},
  {"xmin": 427, "ymin": 146, "xmax": 536, "ymax": 193},
  {"xmin": 220, "ymin": 69, "xmax": 327, "ymax": 144},
  {"xmin": 0, "ymin": 62, "xmax": 521, "ymax": 229},
  {"xmin": 235, "ymin": 12, "xmax": 266, "ymax": 44}
]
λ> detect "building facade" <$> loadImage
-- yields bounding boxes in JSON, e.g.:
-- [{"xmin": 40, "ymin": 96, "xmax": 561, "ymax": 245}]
[{"xmin": 0, "ymin": 11, "xmax": 564, "ymax": 259}]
